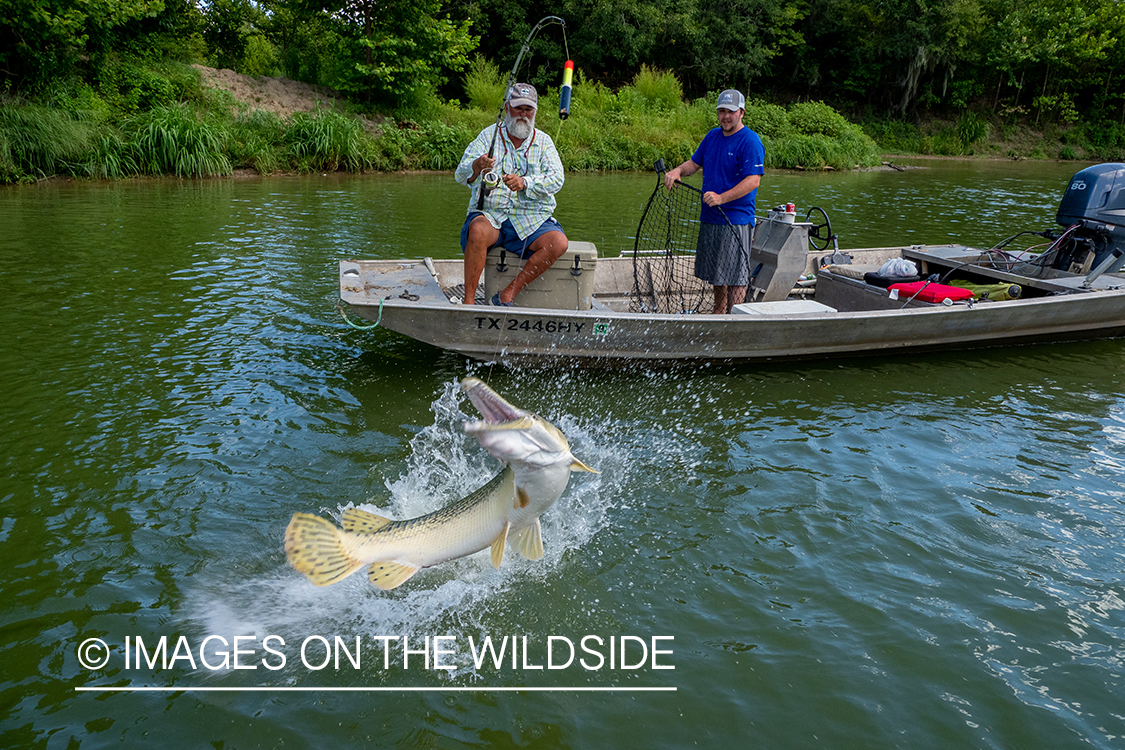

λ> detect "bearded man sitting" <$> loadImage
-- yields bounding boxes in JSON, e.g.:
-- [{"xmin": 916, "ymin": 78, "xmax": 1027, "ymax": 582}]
[{"xmin": 454, "ymin": 83, "xmax": 569, "ymax": 306}]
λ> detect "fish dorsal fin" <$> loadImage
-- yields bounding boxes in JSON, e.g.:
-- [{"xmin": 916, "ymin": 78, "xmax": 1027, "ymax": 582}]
[
  {"xmin": 491, "ymin": 522, "xmax": 510, "ymax": 569},
  {"xmin": 513, "ymin": 519, "xmax": 544, "ymax": 560},
  {"xmin": 570, "ymin": 457, "xmax": 598, "ymax": 473},
  {"xmin": 367, "ymin": 561, "xmax": 420, "ymax": 590},
  {"xmin": 284, "ymin": 513, "xmax": 366, "ymax": 586},
  {"xmin": 341, "ymin": 507, "xmax": 394, "ymax": 534},
  {"xmin": 515, "ymin": 485, "xmax": 530, "ymax": 509}
]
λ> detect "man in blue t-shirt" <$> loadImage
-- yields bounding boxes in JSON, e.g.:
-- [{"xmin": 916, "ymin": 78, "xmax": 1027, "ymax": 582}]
[{"xmin": 664, "ymin": 89, "xmax": 765, "ymax": 313}]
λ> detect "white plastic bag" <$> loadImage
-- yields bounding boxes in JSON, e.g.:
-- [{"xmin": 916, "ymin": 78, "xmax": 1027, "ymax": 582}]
[{"xmin": 878, "ymin": 258, "xmax": 918, "ymax": 278}]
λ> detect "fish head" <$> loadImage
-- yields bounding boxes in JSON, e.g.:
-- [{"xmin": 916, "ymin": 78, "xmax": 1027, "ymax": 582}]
[{"xmin": 460, "ymin": 378, "xmax": 594, "ymax": 473}]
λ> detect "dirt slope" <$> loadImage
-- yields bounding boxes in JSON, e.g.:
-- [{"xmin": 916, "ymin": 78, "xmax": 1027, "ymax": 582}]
[{"xmin": 193, "ymin": 64, "xmax": 351, "ymax": 119}]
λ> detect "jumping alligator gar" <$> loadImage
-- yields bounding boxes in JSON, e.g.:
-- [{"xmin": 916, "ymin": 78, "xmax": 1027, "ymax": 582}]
[{"xmin": 284, "ymin": 377, "xmax": 596, "ymax": 590}]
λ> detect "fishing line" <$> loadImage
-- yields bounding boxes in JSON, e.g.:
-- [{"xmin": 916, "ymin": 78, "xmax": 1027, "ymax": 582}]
[
  {"xmin": 475, "ymin": 16, "xmax": 571, "ymax": 370},
  {"xmin": 477, "ymin": 16, "xmax": 567, "ymax": 211}
]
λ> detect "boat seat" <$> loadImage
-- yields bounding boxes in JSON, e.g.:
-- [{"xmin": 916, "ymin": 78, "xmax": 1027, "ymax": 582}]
[{"xmin": 825, "ymin": 263, "xmax": 882, "ymax": 280}]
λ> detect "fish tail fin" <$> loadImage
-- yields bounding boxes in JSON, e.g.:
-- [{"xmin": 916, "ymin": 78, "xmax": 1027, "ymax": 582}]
[{"xmin": 284, "ymin": 513, "xmax": 365, "ymax": 586}]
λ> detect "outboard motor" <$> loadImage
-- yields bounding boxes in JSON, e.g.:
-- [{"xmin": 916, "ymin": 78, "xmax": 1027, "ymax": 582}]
[{"xmin": 1052, "ymin": 163, "xmax": 1125, "ymax": 275}]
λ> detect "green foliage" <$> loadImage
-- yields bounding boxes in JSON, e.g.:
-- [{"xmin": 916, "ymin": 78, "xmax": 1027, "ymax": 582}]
[
  {"xmin": 82, "ymin": 130, "xmax": 138, "ymax": 179},
  {"xmin": 627, "ymin": 66, "xmax": 683, "ymax": 111},
  {"xmin": 285, "ymin": 109, "xmax": 370, "ymax": 171},
  {"xmin": 743, "ymin": 100, "xmax": 789, "ymax": 138},
  {"xmin": 571, "ymin": 71, "xmax": 618, "ymax": 114},
  {"xmin": 241, "ymin": 35, "xmax": 281, "ymax": 77},
  {"xmin": 203, "ymin": 0, "xmax": 255, "ymax": 70},
  {"xmin": 766, "ymin": 128, "xmax": 880, "ymax": 171},
  {"xmin": 329, "ymin": 0, "xmax": 475, "ymax": 104},
  {"xmin": 862, "ymin": 120, "xmax": 926, "ymax": 153},
  {"xmin": 787, "ymin": 101, "xmax": 850, "ymax": 138},
  {"xmin": 228, "ymin": 109, "xmax": 286, "ymax": 172},
  {"xmin": 0, "ymin": 0, "xmax": 167, "ymax": 84},
  {"xmin": 415, "ymin": 121, "xmax": 473, "ymax": 170},
  {"xmin": 1032, "ymin": 93, "xmax": 1079, "ymax": 125},
  {"xmin": 127, "ymin": 103, "xmax": 232, "ymax": 177},
  {"xmin": 463, "ymin": 56, "xmax": 505, "ymax": 112},
  {"xmin": 41, "ymin": 78, "xmax": 114, "ymax": 123},
  {"xmin": 0, "ymin": 102, "xmax": 94, "ymax": 180},
  {"xmin": 96, "ymin": 58, "xmax": 201, "ymax": 117},
  {"xmin": 956, "ymin": 112, "xmax": 990, "ymax": 149}
]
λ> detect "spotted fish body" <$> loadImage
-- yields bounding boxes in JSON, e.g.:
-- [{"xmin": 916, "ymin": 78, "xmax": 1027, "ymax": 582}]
[{"xmin": 284, "ymin": 378, "xmax": 595, "ymax": 590}]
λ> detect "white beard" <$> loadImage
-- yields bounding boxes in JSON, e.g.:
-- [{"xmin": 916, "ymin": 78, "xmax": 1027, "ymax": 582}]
[{"xmin": 504, "ymin": 112, "xmax": 535, "ymax": 140}]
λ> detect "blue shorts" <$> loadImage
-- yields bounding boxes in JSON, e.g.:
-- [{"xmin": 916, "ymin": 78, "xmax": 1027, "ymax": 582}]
[{"xmin": 460, "ymin": 214, "xmax": 565, "ymax": 259}]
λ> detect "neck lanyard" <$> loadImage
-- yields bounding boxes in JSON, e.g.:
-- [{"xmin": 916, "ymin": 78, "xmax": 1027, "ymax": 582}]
[{"xmin": 500, "ymin": 125, "xmax": 536, "ymax": 177}]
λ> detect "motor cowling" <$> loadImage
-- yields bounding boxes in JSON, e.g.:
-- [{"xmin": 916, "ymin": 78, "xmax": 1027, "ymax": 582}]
[{"xmin": 1053, "ymin": 163, "xmax": 1125, "ymax": 274}]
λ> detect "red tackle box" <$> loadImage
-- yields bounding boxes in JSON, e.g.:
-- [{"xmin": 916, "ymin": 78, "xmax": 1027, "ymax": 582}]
[{"xmin": 887, "ymin": 281, "xmax": 974, "ymax": 304}]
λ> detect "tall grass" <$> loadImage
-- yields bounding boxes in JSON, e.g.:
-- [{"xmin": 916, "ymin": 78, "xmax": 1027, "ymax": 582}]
[
  {"xmin": 0, "ymin": 103, "xmax": 94, "ymax": 180},
  {"xmin": 286, "ymin": 109, "xmax": 370, "ymax": 171},
  {"xmin": 82, "ymin": 131, "xmax": 138, "ymax": 179},
  {"xmin": 229, "ymin": 109, "xmax": 286, "ymax": 173},
  {"xmin": 128, "ymin": 103, "xmax": 231, "ymax": 177}
]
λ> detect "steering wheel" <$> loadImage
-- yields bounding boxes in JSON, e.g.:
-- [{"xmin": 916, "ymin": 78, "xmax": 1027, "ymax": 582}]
[{"xmin": 805, "ymin": 206, "xmax": 833, "ymax": 251}]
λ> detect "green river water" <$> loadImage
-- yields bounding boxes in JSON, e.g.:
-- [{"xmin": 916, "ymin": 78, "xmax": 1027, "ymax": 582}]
[{"xmin": 2, "ymin": 160, "xmax": 1124, "ymax": 748}]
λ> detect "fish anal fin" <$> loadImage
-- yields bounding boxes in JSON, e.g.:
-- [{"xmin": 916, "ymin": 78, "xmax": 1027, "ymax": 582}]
[
  {"xmin": 515, "ymin": 485, "xmax": 530, "ymax": 509},
  {"xmin": 570, "ymin": 457, "xmax": 598, "ymax": 473},
  {"xmin": 284, "ymin": 513, "xmax": 365, "ymax": 586},
  {"xmin": 491, "ymin": 522, "xmax": 510, "ymax": 569},
  {"xmin": 367, "ymin": 561, "xmax": 420, "ymax": 590},
  {"xmin": 513, "ymin": 519, "xmax": 544, "ymax": 560},
  {"xmin": 341, "ymin": 507, "xmax": 394, "ymax": 534}
]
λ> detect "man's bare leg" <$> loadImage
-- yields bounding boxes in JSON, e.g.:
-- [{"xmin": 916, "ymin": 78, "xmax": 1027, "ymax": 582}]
[
  {"xmin": 711, "ymin": 285, "xmax": 747, "ymax": 313},
  {"xmin": 496, "ymin": 230, "xmax": 568, "ymax": 304},
  {"xmin": 462, "ymin": 216, "xmax": 500, "ymax": 304},
  {"xmin": 712, "ymin": 286, "xmax": 728, "ymax": 315}
]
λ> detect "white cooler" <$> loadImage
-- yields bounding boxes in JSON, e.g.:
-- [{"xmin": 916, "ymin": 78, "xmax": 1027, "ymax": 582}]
[{"xmin": 484, "ymin": 241, "xmax": 598, "ymax": 310}]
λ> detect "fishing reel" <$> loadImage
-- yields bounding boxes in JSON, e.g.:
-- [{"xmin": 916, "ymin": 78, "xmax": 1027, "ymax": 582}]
[{"xmin": 482, "ymin": 169, "xmax": 501, "ymax": 189}]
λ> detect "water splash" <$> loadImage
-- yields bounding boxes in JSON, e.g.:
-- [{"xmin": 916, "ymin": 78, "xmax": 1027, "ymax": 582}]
[{"xmin": 183, "ymin": 376, "xmax": 634, "ymax": 681}]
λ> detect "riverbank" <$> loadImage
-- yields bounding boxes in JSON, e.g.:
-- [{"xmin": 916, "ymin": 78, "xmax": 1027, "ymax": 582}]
[{"xmin": 1, "ymin": 63, "xmax": 1120, "ymax": 185}]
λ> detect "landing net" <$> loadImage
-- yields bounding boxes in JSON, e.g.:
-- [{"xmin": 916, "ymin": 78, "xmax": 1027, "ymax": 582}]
[{"xmin": 630, "ymin": 175, "xmax": 747, "ymax": 314}]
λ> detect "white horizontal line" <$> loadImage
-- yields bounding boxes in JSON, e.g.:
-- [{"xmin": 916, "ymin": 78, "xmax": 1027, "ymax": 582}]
[{"xmin": 76, "ymin": 686, "xmax": 676, "ymax": 693}]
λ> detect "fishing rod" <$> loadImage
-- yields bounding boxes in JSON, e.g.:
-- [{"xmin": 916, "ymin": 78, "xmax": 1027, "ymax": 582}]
[{"xmin": 476, "ymin": 15, "xmax": 569, "ymax": 211}]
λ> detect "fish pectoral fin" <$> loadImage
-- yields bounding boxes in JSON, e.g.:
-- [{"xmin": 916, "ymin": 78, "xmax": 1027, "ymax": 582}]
[
  {"xmin": 490, "ymin": 522, "xmax": 510, "ymax": 569},
  {"xmin": 513, "ymin": 519, "xmax": 544, "ymax": 560},
  {"xmin": 515, "ymin": 485, "xmax": 530, "ymax": 509},
  {"xmin": 367, "ymin": 561, "xmax": 420, "ymax": 591},
  {"xmin": 341, "ymin": 507, "xmax": 394, "ymax": 534},
  {"xmin": 284, "ymin": 513, "xmax": 365, "ymax": 586},
  {"xmin": 570, "ymin": 457, "xmax": 598, "ymax": 473}
]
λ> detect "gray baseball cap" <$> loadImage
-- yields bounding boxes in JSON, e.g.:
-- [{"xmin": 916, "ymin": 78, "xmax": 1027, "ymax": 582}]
[
  {"xmin": 506, "ymin": 83, "xmax": 538, "ymax": 108},
  {"xmin": 716, "ymin": 89, "xmax": 745, "ymax": 111}
]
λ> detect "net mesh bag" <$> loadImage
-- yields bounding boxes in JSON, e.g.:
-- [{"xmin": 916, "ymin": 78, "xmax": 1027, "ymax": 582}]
[{"xmin": 630, "ymin": 173, "xmax": 748, "ymax": 314}]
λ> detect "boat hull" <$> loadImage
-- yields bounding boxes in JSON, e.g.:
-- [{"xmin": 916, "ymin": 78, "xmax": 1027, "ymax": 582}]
[{"xmin": 340, "ymin": 258, "xmax": 1125, "ymax": 365}]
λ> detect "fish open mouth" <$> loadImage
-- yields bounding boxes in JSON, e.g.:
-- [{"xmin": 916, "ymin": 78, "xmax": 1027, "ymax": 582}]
[{"xmin": 461, "ymin": 378, "xmax": 527, "ymax": 425}]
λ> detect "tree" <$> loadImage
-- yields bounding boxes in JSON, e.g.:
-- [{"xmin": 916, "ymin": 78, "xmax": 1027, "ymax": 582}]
[{"xmin": 0, "ymin": 0, "xmax": 167, "ymax": 84}]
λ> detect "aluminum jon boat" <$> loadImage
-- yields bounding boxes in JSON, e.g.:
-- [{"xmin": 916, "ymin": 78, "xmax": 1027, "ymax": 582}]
[{"xmin": 338, "ymin": 163, "xmax": 1125, "ymax": 366}]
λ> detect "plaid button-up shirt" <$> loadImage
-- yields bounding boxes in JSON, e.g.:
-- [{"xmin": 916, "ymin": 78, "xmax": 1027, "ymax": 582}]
[{"xmin": 455, "ymin": 124, "xmax": 565, "ymax": 239}]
